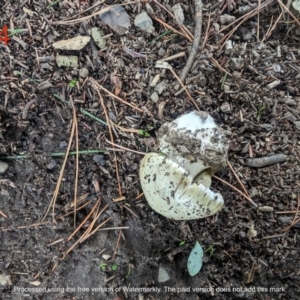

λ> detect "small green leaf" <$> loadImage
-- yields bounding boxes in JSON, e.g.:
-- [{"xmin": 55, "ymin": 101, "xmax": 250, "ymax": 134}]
[
  {"xmin": 187, "ymin": 241, "xmax": 203, "ymax": 276},
  {"xmin": 179, "ymin": 241, "xmax": 186, "ymax": 246},
  {"xmin": 69, "ymin": 79, "xmax": 78, "ymax": 88},
  {"xmin": 111, "ymin": 264, "xmax": 118, "ymax": 271},
  {"xmin": 99, "ymin": 263, "xmax": 107, "ymax": 271}
]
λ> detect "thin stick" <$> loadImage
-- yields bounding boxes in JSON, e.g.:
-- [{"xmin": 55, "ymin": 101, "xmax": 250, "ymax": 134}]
[
  {"xmin": 42, "ymin": 115, "xmax": 76, "ymax": 222},
  {"xmin": 81, "ymin": 217, "xmax": 112, "ymax": 242},
  {"xmin": 97, "ymin": 90, "xmax": 122, "ymax": 197},
  {"xmin": 276, "ymin": 0, "xmax": 300, "ymax": 26},
  {"xmin": 70, "ymin": 97, "xmax": 79, "ymax": 228},
  {"xmin": 67, "ymin": 199, "xmax": 101, "ymax": 242},
  {"xmin": 105, "ymin": 139, "xmax": 146, "ymax": 155},
  {"xmin": 213, "ymin": 175, "xmax": 258, "ymax": 208},
  {"xmin": 0, "ymin": 210, "xmax": 7, "ymax": 218},
  {"xmin": 53, "ymin": 2, "xmax": 136, "ymax": 25},
  {"xmin": 227, "ymin": 160, "xmax": 250, "ymax": 197},
  {"xmin": 282, "ymin": 194, "xmax": 300, "ymax": 232},
  {"xmin": 111, "ymin": 229, "xmax": 122, "ymax": 262},
  {"xmin": 157, "ymin": 51, "xmax": 186, "ymax": 62},
  {"xmin": 217, "ymin": 0, "xmax": 273, "ymax": 50},
  {"xmin": 179, "ymin": 0, "xmax": 203, "ymax": 84},
  {"xmin": 91, "ymin": 79, "xmax": 143, "ymax": 112},
  {"xmin": 152, "ymin": 16, "xmax": 192, "ymax": 42},
  {"xmin": 152, "ymin": 0, "xmax": 193, "ymax": 40},
  {"xmin": 169, "ymin": 67, "xmax": 201, "ymax": 111}
]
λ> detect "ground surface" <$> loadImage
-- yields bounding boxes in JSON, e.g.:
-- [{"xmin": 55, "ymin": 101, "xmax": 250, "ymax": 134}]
[{"xmin": 0, "ymin": 0, "xmax": 300, "ymax": 299}]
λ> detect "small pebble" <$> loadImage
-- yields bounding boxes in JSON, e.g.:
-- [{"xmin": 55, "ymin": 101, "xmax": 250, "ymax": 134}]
[
  {"xmin": 158, "ymin": 48, "xmax": 165, "ymax": 56},
  {"xmin": 158, "ymin": 265, "xmax": 170, "ymax": 283},
  {"xmin": 47, "ymin": 159, "xmax": 57, "ymax": 170},
  {"xmin": 150, "ymin": 91, "xmax": 159, "ymax": 103},
  {"xmin": 79, "ymin": 67, "xmax": 89, "ymax": 78},
  {"xmin": 93, "ymin": 155, "xmax": 106, "ymax": 166},
  {"xmin": 0, "ymin": 161, "xmax": 8, "ymax": 173}
]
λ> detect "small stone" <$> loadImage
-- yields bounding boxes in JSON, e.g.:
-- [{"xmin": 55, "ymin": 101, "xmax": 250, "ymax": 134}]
[
  {"xmin": 220, "ymin": 14, "xmax": 236, "ymax": 25},
  {"xmin": 0, "ymin": 161, "xmax": 8, "ymax": 173},
  {"xmin": 172, "ymin": 3, "xmax": 185, "ymax": 26},
  {"xmin": 47, "ymin": 159, "xmax": 57, "ymax": 170},
  {"xmin": 154, "ymin": 81, "xmax": 166, "ymax": 94},
  {"xmin": 150, "ymin": 92, "xmax": 159, "ymax": 103},
  {"xmin": 93, "ymin": 155, "xmax": 106, "ymax": 166},
  {"xmin": 134, "ymin": 11, "xmax": 155, "ymax": 34},
  {"xmin": 220, "ymin": 101, "xmax": 231, "ymax": 113},
  {"xmin": 231, "ymin": 57, "xmax": 244, "ymax": 70},
  {"xmin": 91, "ymin": 27, "xmax": 106, "ymax": 49},
  {"xmin": 293, "ymin": 121, "xmax": 300, "ymax": 131},
  {"xmin": 79, "ymin": 68, "xmax": 89, "ymax": 78},
  {"xmin": 158, "ymin": 48, "xmax": 165, "ymax": 56},
  {"xmin": 56, "ymin": 55, "xmax": 78, "ymax": 68},
  {"xmin": 158, "ymin": 265, "xmax": 170, "ymax": 283}
]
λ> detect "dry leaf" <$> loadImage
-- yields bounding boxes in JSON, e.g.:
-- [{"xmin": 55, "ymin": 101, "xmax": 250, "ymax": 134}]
[{"xmin": 52, "ymin": 36, "xmax": 90, "ymax": 51}]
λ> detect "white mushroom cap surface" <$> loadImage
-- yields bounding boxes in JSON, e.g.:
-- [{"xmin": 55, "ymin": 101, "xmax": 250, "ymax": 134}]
[
  {"xmin": 158, "ymin": 111, "xmax": 228, "ymax": 177},
  {"xmin": 139, "ymin": 153, "xmax": 224, "ymax": 220}
]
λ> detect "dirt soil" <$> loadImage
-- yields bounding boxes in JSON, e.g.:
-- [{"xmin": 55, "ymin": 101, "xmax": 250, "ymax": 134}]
[{"xmin": 1, "ymin": 0, "xmax": 300, "ymax": 299}]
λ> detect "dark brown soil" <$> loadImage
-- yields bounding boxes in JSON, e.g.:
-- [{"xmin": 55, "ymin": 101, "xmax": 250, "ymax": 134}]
[{"xmin": 1, "ymin": 0, "xmax": 300, "ymax": 300}]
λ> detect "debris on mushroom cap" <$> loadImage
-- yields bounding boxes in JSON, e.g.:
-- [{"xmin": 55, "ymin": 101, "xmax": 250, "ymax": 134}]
[
  {"xmin": 139, "ymin": 153, "xmax": 224, "ymax": 220},
  {"xmin": 158, "ymin": 111, "xmax": 228, "ymax": 177}
]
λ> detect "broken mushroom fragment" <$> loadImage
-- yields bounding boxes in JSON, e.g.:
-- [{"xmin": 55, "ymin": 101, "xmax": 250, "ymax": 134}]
[
  {"xmin": 139, "ymin": 111, "xmax": 228, "ymax": 220},
  {"xmin": 158, "ymin": 111, "xmax": 228, "ymax": 177},
  {"xmin": 139, "ymin": 153, "xmax": 224, "ymax": 220}
]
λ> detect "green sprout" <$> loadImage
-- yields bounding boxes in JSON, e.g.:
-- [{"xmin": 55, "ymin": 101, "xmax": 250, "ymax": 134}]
[
  {"xmin": 8, "ymin": 29, "xmax": 25, "ymax": 37},
  {"xmin": 47, "ymin": 0, "xmax": 60, "ymax": 8},
  {"xmin": 138, "ymin": 126, "xmax": 154, "ymax": 137},
  {"xmin": 69, "ymin": 79, "xmax": 78, "ymax": 88},
  {"xmin": 221, "ymin": 73, "xmax": 228, "ymax": 90},
  {"xmin": 125, "ymin": 265, "xmax": 131, "ymax": 279},
  {"xmin": 111, "ymin": 264, "xmax": 118, "ymax": 271},
  {"xmin": 204, "ymin": 245, "xmax": 215, "ymax": 257},
  {"xmin": 179, "ymin": 241, "xmax": 186, "ymax": 246},
  {"xmin": 99, "ymin": 263, "xmax": 107, "ymax": 271},
  {"xmin": 138, "ymin": 129, "xmax": 150, "ymax": 137},
  {"xmin": 257, "ymin": 103, "xmax": 266, "ymax": 118}
]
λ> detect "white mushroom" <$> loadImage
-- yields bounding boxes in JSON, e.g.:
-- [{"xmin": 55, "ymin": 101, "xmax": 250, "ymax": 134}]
[
  {"xmin": 158, "ymin": 111, "xmax": 228, "ymax": 177},
  {"xmin": 139, "ymin": 153, "xmax": 224, "ymax": 220},
  {"xmin": 139, "ymin": 111, "xmax": 228, "ymax": 220}
]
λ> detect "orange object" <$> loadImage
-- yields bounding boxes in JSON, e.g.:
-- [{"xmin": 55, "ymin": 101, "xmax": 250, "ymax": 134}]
[{"xmin": 0, "ymin": 25, "xmax": 9, "ymax": 45}]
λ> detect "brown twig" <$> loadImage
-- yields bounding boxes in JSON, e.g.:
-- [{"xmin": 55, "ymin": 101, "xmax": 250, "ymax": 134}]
[
  {"xmin": 90, "ymin": 79, "xmax": 143, "ymax": 112},
  {"xmin": 70, "ymin": 97, "xmax": 79, "ymax": 228},
  {"xmin": 169, "ymin": 67, "xmax": 201, "ymax": 111},
  {"xmin": 53, "ymin": 2, "xmax": 136, "ymax": 25},
  {"xmin": 275, "ymin": 0, "xmax": 300, "ymax": 27},
  {"xmin": 152, "ymin": 16, "xmax": 192, "ymax": 42},
  {"xmin": 282, "ymin": 194, "xmax": 300, "ymax": 232},
  {"xmin": 179, "ymin": 0, "xmax": 203, "ymax": 84},
  {"xmin": 96, "ymin": 89, "xmax": 122, "ymax": 197},
  {"xmin": 152, "ymin": 0, "xmax": 193, "ymax": 40},
  {"xmin": 217, "ymin": 0, "xmax": 273, "ymax": 50},
  {"xmin": 213, "ymin": 175, "xmax": 258, "ymax": 208},
  {"xmin": 105, "ymin": 139, "xmax": 146, "ymax": 155},
  {"xmin": 111, "ymin": 229, "xmax": 122, "ymax": 262},
  {"xmin": 42, "ymin": 108, "xmax": 76, "ymax": 222},
  {"xmin": 227, "ymin": 160, "xmax": 250, "ymax": 198},
  {"xmin": 0, "ymin": 210, "xmax": 7, "ymax": 218}
]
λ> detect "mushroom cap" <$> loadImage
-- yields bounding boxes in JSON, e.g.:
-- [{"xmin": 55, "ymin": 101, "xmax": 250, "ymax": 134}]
[
  {"xmin": 139, "ymin": 153, "xmax": 224, "ymax": 220},
  {"xmin": 158, "ymin": 111, "xmax": 228, "ymax": 176}
]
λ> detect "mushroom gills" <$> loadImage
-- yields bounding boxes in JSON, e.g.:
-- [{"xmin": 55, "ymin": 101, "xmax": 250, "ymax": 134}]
[{"xmin": 139, "ymin": 153, "xmax": 224, "ymax": 220}]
